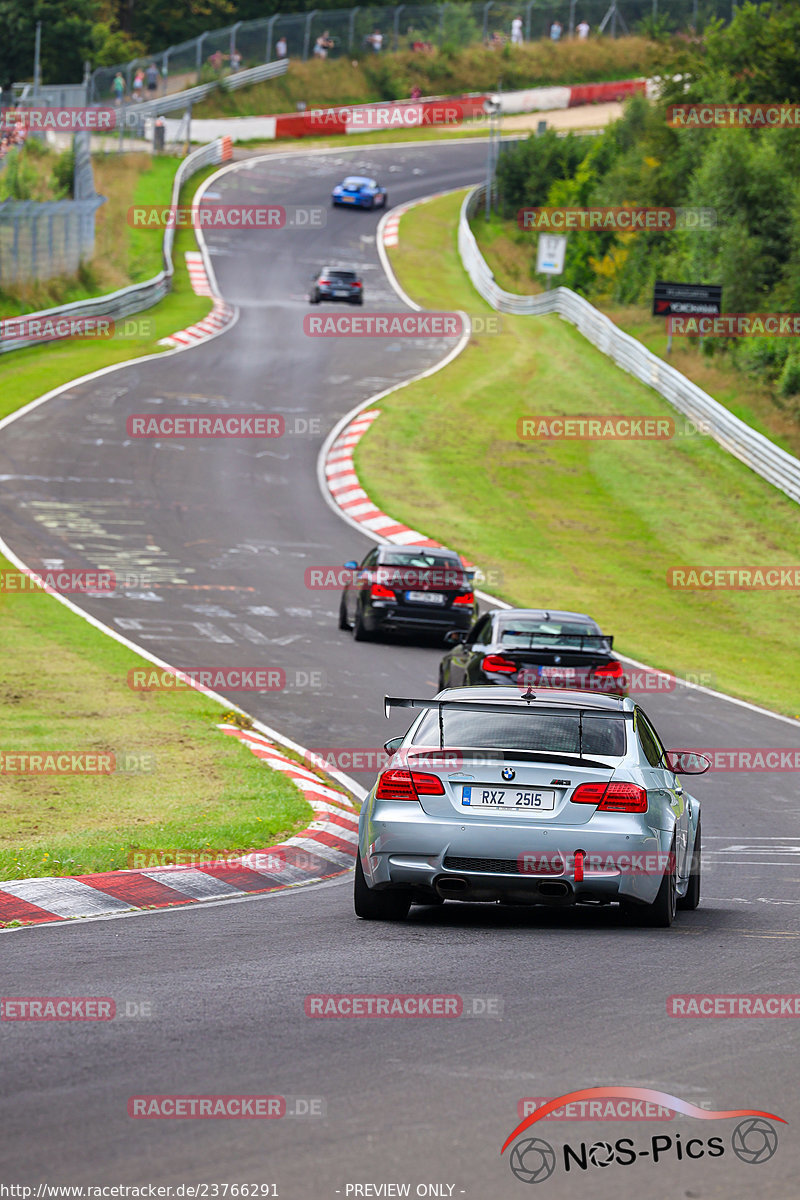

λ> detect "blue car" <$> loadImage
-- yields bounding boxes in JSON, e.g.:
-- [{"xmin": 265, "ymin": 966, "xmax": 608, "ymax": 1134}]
[{"xmin": 331, "ymin": 176, "xmax": 388, "ymax": 210}]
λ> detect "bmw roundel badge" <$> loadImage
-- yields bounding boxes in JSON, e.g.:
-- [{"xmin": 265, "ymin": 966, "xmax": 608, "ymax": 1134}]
[{"xmin": 502, "ymin": 768, "xmax": 515, "ymax": 781}]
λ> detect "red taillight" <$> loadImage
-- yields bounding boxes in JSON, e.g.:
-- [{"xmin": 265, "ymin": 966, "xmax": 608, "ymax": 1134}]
[
  {"xmin": 375, "ymin": 769, "xmax": 445, "ymax": 801},
  {"xmin": 452, "ymin": 591, "xmax": 474, "ymax": 607},
  {"xmin": 370, "ymin": 582, "xmax": 396, "ymax": 600},
  {"xmin": 353, "ymin": 281, "xmax": 362, "ymax": 288},
  {"xmin": 319, "ymin": 279, "xmax": 330, "ymax": 285},
  {"xmin": 571, "ymin": 781, "xmax": 647, "ymax": 812},
  {"xmin": 592, "ymin": 660, "xmax": 624, "ymax": 678},
  {"xmin": 482, "ymin": 654, "xmax": 518, "ymax": 674}
]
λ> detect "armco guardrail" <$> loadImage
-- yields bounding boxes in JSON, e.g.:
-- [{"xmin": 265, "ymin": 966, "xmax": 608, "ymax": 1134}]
[
  {"xmin": 118, "ymin": 60, "xmax": 287, "ymax": 129},
  {"xmin": 0, "ymin": 137, "xmax": 230, "ymax": 354},
  {"xmin": 459, "ymin": 186, "xmax": 800, "ymax": 507}
]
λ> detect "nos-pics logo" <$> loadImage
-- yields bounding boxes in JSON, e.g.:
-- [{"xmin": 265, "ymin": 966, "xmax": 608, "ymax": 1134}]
[{"xmin": 501, "ymin": 1087, "xmax": 783, "ymax": 1185}]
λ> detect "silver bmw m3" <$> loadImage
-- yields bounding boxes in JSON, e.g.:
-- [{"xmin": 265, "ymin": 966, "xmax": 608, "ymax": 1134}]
[{"xmin": 355, "ymin": 687, "xmax": 708, "ymax": 928}]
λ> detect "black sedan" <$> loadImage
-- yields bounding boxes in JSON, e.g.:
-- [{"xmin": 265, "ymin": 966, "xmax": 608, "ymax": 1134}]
[
  {"xmin": 338, "ymin": 544, "xmax": 477, "ymax": 642},
  {"xmin": 309, "ymin": 267, "xmax": 363, "ymax": 305},
  {"xmin": 438, "ymin": 607, "xmax": 627, "ymax": 695}
]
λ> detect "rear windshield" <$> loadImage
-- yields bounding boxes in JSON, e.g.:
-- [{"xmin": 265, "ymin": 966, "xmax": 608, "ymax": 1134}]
[
  {"xmin": 343, "ymin": 178, "xmax": 366, "ymax": 188},
  {"xmin": 382, "ymin": 551, "xmax": 460, "ymax": 569},
  {"xmin": 497, "ymin": 619, "xmax": 608, "ymax": 650},
  {"xmin": 328, "ymin": 270, "xmax": 357, "ymax": 281},
  {"xmin": 411, "ymin": 710, "xmax": 626, "ymax": 758}
]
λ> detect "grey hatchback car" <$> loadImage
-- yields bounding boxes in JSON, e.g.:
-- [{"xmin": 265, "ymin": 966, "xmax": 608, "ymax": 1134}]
[{"xmin": 355, "ymin": 687, "xmax": 708, "ymax": 927}]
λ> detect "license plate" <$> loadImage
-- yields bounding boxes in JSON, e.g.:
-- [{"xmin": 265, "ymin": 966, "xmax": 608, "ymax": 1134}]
[
  {"xmin": 461, "ymin": 785, "xmax": 556, "ymax": 812},
  {"xmin": 334, "ymin": 289, "xmax": 348, "ymax": 296},
  {"xmin": 406, "ymin": 591, "xmax": 445, "ymax": 604},
  {"xmin": 342, "ymin": 196, "xmax": 355, "ymax": 202},
  {"xmin": 539, "ymin": 666, "xmax": 576, "ymax": 681}
]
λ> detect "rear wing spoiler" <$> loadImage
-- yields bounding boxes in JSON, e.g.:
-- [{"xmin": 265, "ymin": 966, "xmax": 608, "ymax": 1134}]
[
  {"xmin": 497, "ymin": 634, "xmax": 614, "ymax": 650},
  {"xmin": 384, "ymin": 696, "xmax": 634, "ymax": 720}
]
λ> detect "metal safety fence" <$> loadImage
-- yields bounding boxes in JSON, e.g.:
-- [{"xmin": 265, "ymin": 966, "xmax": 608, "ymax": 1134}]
[
  {"xmin": 0, "ymin": 131, "xmax": 105, "ymax": 285},
  {"xmin": 458, "ymin": 185, "xmax": 800, "ymax": 506},
  {"xmin": 0, "ymin": 137, "xmax": 229, "ymax": 353},
  {"xmin": 89, "ymin": 0, "xmax": 733, "ymax": 101}
]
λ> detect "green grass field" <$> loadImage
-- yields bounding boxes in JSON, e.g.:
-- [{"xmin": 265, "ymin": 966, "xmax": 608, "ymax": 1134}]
[
  {"xmin": 196, "ymin": 37, "xmax": 660, "ymax": 119},
  {"xmin": 473, "ymin": 210, "xmax": 800, "ymax": 461},
  {"xmin": 353, "ymin": 190, "xmax": 800, "ymax": 717},
  {"xmin": 0, "ymin": 157, "xmax": 330, "ymax": 885}
]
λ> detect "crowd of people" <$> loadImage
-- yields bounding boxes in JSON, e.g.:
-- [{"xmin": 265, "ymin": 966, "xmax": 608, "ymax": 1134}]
[
  {"xmin": 492, "ymin": 15, "xmax": 591, "ymax": 46},
  {"xmin": 0, "ymin": 119, "xmax": 27, "ymax": 162}
]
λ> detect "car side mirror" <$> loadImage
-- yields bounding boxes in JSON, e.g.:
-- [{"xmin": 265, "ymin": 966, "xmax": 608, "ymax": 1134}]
[
  {"xmin": 663, "ymin": 750, "xmax": 710, "ymax": 775},
  {"xmin": 384, "ymin": 736, "xmax": 403, "ymax": 754},
  {"xmin": 444, "ymin": 629, "xmax": 467, "ymax": 645},
  {"xmin": 343, "ymin": 560, "xmax": 358, "ymax": 569}
]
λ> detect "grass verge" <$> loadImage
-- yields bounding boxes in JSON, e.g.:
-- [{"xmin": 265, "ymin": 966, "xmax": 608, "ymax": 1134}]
[
  {"xmin": 0, "ymin": 154, "xmax": 188, "ymax": 317},
  {"xmin": 353, "ymin": 190, "xmax": 800, "ymax": 718},
  {"xmin": 473, "ymin": 210, "xmax": 800, "ymax": 461},
  {"xmin": 0, "ymin": 158, "xmax": 328, "ymax": 882},
  {"xmin": 196, "ymin": 37, "xmax": 661, "ymax": 119}
]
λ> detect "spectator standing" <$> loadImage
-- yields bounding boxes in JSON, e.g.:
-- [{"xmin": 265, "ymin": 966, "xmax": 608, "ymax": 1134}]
[
  {"xmin": 276, "ymin": 36, "xmax": 288, "ymax": 59},
  {"xmin": 549, "ymin": 20, "xmax": 562, "ymax": 41},
  {"xmin": 366, "ymin": 29, "xmax": 383, "ymax": 52},
  {"xmin": 410, "ymin": 84, "xmax": 422, "ymax": 101},
  {"xmin": 576, "ymin": 19, "xmax": 590, "ymax": 38},
  {"xmin": 230, "ymin": 49, "xmax": 242, "ymax": 72},
  {"xmin": 132, "ymin": 68, "xmax": 144, "ymax": 100},
  {"xmin": 145, "ymin": 62, "xmax": 160, "ymax": 94},
  {"xmin": 112, "ymin": 72, "xmax": 125, "ymax": 105},
  {"xmin": 510, "ymin": 15, "xmax": 523, "ymax": 44}
]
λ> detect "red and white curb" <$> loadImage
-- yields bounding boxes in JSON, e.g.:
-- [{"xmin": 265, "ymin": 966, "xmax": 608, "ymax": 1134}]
[
  {"xmin": 325, "ymin": 409, "xmax": 442, "ymax": 547},
  {"xmin": 382, "ymin": 208, "xmax": 406, "ymax": 248},
  {"xmin": 158, "ymin": 251, "xmax": 235, "ymax": 349},
  {"xmin": 0, "ymin": 726, "xmax": 358, "ymax": 928}
]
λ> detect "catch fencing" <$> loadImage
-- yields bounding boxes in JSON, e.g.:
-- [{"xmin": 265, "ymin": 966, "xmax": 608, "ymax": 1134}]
[
  {"xmin": 89, "ymin": 0, "xmax": 733, "ymax": 101},
  {"xmin": 0, "ymin": 136, "xmax": 231, "ymax": 353},
  {"xmin": 0, "ymin": 131, "xmax": 105, "ymax": 285},
  {"xmin": 458, "ymin": 185, "xmax": 800, "ymax": 506}
]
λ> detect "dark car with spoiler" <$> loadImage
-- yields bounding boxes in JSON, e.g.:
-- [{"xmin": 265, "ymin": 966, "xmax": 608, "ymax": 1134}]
[
  {"xmin": 338, "ymin": 544, "xmax": 477, "ymax": 642},
  {"xmin": 438, "ymin": 608, "xmax": 626, "ymax": 696}
]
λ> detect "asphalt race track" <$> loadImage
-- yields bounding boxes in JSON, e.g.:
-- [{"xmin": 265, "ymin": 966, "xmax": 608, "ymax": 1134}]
[{"xmin": 1, "ymin": 141, "xmax": 798, "ymax": 1198}]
